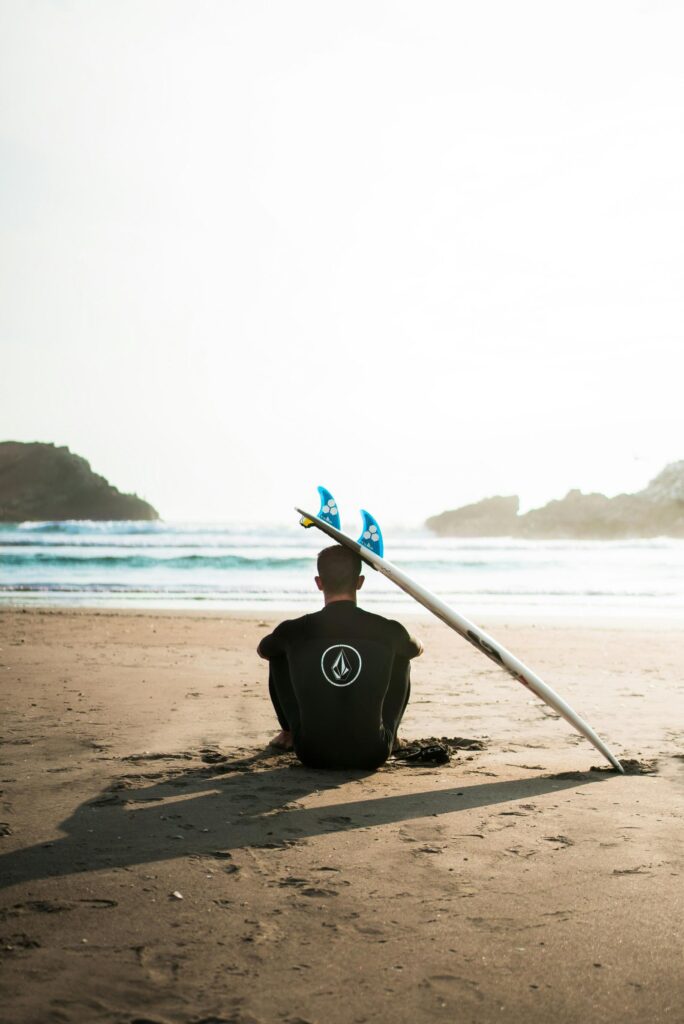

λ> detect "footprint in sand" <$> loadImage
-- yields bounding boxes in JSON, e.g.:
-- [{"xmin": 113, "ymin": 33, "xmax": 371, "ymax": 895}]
[
  {"xmin": 241, "ymin": 917, "xmax": 284, "ymax": 946},
  {"xmin": 1, "ymin": 933, "xmax": 41, "ymax": 955},
  {"xmin": 277, "ymin": 875, "xmax": 346, "ymax": 898},
  {"xmin": 1, "ymin": 899, "xmax": 117, "ymax": 919},
  {"xmin": 421, "ymin": 974, "xmax": 484, "ymax": 1003},
  {"xmin": 198, "ymin": 850, "xmax": 241, "ymax": 874},
  {"xmin": 89, "ymin": 793, "xmax": 123, "ymax": 807},
  {"xmin": 612, "ymin": 865, "xmax": 653, "ymax": 875},
  {"xmin": 253, "ymin": 839, "xmax": 298, "ymax": 850},
  {"xmin": 299, "ymin": 887, "xmax": 340, "ymax": 898},
  {"xmin": 134, "ymin": 944, "xmax": 182, "ymax": 983},
  {"xmin": 542, "ymin": 835, "xmax": 574, "ymax": 848}
]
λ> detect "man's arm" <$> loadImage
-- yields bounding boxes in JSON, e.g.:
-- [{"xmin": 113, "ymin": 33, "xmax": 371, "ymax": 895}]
[
  {"xmin": 394, "ymin": 622, "xmax": 423, "ymax": 659},
  {"xmin": 257, "ymin": 632, "xmax": 278, "ymax": 660},
  {"xmin": 406, "ymin": 634, "xmax": 424, "ymax": 658},
  {"xmin": 257, "ymin": 621, "xmax": 290, "ymax": 660}
]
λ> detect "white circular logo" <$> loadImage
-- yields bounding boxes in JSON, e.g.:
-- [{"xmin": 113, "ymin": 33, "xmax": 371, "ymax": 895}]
[{"xmin": 320, "ymin": 644, "xmax": 362, "ymax": 687}]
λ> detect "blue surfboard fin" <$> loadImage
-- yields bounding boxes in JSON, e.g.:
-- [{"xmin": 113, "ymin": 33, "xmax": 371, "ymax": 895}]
[
  {"xmin": 358, "ymin": 509, "xmax": 384, "ymax": 557},
  {"xmin": 316, "ymin": 486, "xmax": 341, "ymax": 529},
  {"xmin": 299, "ymin": 487, "xmax": 340, "ymax": 529}
]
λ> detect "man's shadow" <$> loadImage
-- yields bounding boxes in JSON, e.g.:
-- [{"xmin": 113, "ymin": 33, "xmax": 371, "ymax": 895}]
[{"xmin": 0, "ymin": 749, "xmax": 612, "ymax": 895}]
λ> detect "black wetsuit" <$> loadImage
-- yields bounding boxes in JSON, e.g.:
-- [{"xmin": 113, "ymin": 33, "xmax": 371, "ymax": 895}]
[{"xmin": 258, "ymin": 601, "xmax": 422, "ymax": 770}]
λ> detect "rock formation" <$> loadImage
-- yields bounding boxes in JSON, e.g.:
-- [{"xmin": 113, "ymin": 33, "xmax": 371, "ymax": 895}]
[
  {"xmin": 425, "ymin": 495, "xmax": 521, "ymax": 537},
  {"xmin": 0, "ymin": 442, "xmax": 159, "ymax": 522},
  {"xmin": 426, "ymin": 462, "xmax": 684, "ymax": 539}
]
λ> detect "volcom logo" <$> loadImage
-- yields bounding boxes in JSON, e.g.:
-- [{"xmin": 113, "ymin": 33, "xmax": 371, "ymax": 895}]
[
  {"xmin": 321, "ymin": 644, "xmax": 362, "ymax": 687},
  {"xmin": 331, "ymin": 649, "xmax": 351, "ymax": 681}
]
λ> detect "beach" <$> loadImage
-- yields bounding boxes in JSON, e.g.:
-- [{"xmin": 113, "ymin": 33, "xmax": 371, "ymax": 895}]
[{"xmin": 1, "ymin": 607, "xmax": 682, "ymax": 1024}]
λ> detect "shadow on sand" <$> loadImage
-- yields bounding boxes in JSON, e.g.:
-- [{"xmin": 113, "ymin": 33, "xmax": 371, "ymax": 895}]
[{"xmin": 0, "ymin": 748, "xmax": 615, "ymax": 894}]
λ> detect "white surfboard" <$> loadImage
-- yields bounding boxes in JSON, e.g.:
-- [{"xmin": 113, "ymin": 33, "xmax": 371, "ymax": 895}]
[{"xmin": 297, "ymin": 494, "xmax": 624, "ymax": 773}]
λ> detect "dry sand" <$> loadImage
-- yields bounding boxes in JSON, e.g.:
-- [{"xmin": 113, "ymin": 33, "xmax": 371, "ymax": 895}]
[{"xmin": 0, "ymin": 607, "xmax": 682, "ymax": 1024}]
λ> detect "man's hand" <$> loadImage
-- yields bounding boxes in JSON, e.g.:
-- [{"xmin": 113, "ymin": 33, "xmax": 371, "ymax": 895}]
[{"xmin": 410, "ymin": 635, "xmax": 424, "ymax": 657}]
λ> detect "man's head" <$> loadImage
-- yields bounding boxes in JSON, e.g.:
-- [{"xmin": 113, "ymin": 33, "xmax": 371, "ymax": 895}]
[{"xmin": 315, "ymin": 544, "xmax": 364, "ymax": 602}]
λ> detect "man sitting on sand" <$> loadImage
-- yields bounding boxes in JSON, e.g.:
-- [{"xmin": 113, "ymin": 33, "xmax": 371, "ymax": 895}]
[{"xmin": 257, "ymin": 544, "xmax": 423, "ymax": 770}]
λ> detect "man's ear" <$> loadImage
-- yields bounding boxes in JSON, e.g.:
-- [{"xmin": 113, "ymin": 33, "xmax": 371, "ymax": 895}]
[
  {"xmin": 356, "ymin": 575, "xmax": 365, "ymax": 591},
  {"xmin": 315, "ymin": 576, "xmax": 324, "ymax": 592}
]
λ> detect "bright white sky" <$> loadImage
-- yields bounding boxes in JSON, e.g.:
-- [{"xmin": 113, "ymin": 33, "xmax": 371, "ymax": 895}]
[{"xmin": 1, "ymin": 0, "xmax": 682, "ymax": 525}]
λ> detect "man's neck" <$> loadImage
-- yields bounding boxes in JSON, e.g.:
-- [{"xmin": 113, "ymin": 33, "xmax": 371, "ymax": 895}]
[{"xmin": 323, "ymin": 593, "xmax": 357, "ymax": 606}]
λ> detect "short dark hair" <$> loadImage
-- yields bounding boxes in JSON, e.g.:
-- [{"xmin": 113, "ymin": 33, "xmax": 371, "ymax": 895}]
[{"xmin": 317, "ymin": 544, "xmax": 362, "ymax": 595}]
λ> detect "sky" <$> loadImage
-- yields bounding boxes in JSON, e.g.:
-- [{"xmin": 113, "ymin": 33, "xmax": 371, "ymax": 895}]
[{"xmin": 1, "ymin": 0, "xmax": 683, "ymax": 525}]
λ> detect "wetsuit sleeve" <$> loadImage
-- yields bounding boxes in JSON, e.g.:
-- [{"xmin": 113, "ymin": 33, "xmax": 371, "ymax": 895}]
[
  {"xmin": 257, "ymin": 622, "xmax": 290, "ymax": 660},
  {"xmin": 393, "ymin": 622, "xmax": 424, "ymax": 659}
]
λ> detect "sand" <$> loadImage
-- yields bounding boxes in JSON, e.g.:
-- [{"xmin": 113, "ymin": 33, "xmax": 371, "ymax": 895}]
[{"xmin": 0, "ymin": 607, "xmax": 682, "ymax": 1024}]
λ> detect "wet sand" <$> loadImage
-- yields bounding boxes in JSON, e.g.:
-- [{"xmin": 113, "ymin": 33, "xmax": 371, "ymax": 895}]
[{"xmin": 0, "ymin": 607, "xmax": 682, "ymax": 1024}]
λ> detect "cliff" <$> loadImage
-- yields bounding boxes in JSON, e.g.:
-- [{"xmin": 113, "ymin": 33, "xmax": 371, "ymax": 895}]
[
  {"xmin": 426, "ymin": 462, "xmax": 684, "ymax": 539},
  {"xmin": 0, "ymin": 442, "xmax": 159, "ymax": 522}
]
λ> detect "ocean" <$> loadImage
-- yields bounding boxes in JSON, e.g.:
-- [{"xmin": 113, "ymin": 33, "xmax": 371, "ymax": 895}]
[{"xmin": 1, "ymin": 521, "xmax": 683, "ymax": 621}]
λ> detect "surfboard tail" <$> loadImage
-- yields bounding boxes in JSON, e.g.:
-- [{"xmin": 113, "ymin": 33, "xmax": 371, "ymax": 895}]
[
  {"xmin": 300, "ymin": 487, "xmax": 340, "ymax": 530},
  {"xmin": 316, "ymin": 487, "xmax": 341, "ymax": 529},
  {"xmin": 358, "ymin": 510, "xmax": 384, "ymax": 557}
]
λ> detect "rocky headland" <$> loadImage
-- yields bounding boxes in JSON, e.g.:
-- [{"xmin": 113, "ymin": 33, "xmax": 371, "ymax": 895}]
[
  {"xmin": 0, "ymin": 441, "xmax": 159, "ymax": 522},
  {"xmin": 426, "ymin": 461, "xmax": 684, "ymax": 539}
]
